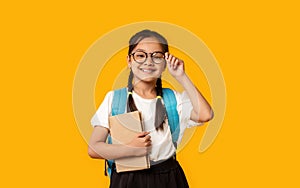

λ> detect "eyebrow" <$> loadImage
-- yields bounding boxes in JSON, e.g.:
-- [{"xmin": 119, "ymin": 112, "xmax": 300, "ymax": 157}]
[{"xmin": 134, "ymin": 49, "xmax": 145, "ymax": 52}]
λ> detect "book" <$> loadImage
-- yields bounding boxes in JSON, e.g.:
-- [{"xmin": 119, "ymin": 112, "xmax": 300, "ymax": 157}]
[{"xmin": 108, "ymin": 111, "xmax": 150, "ymax": 173}]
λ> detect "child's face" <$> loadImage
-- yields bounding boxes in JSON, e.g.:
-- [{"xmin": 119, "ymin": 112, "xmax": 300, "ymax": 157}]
[{"xmin": 127, "ymin": 37, "xmax": 166, "ymax": 83}]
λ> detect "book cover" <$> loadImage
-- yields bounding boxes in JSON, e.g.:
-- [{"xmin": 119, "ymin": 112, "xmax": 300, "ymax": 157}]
[{"xmin": 109, "ymin": 111, "xmax": 150, "ymax": 172}]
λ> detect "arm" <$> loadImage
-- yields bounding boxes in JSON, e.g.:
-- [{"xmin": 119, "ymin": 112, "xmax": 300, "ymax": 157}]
[
  {"xmin": 165, "ymin": 53, "xmax": 214, "ymax": 123},
  {"xmin": 88, "ymin": 126, "xmax": 151, "ymax": 160}
]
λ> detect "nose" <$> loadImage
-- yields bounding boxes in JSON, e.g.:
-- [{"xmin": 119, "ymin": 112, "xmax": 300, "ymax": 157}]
[{"xmin": 143, "ymin": 55, "xmax": 154, "ymax": 66}]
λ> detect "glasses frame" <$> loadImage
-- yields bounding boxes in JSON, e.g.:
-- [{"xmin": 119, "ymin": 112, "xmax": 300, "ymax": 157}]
[{"xmin": 130, "ymin": 51, "xmax": 166, "ymax": 64}]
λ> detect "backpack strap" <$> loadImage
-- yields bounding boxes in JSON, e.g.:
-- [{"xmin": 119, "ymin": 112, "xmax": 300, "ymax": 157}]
[
  {"xmin": 162, "ymin": 88, "xmax": 180, "ymax": 148},
  {"xmin": 112, "ymin": 87, "xmax": 128, "ymax": 116},
  {"xmin": 105, "ymin": 88, "xmax": 128, "ymax": 177}
]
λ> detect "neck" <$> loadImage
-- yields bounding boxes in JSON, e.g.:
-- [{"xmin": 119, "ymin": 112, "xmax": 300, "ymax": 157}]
[{"xmin": 133, "ymin": 80, "xmax": 157, "ymax": 97}]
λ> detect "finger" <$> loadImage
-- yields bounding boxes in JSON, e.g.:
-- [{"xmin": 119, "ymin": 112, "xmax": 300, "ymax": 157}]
[
  {"xmin": 143, "ymin": 131, "xmax": 150, "ymax": 135},
  {"xmin": 165, "ymin": 52, "xmax": 169, "ymax": 59},
  {"xmin": 170, "ymin": 56, "xmax": 177, "ymax": 69},
  {"xmin": 144, "ymin": 135, "xmax": 151, "ymax": 141},
  {"xmin": 137, "ymin": 131, "xmax": 149, "ymax": 137},
  {"xmin": 174, "ymin": 59, "xmax": 179, "ymax": 69},
  {"xmin": 166, "ymin": 53, "xmax": 173, "ymax": 62},
  {"xmin": 145, "ymin": 140, "xmax": 152, "ymax": 147},
  {"xmin": 167, "ymin": 55, "xmax": 173, "ymax": 67},
  {"xmin": 136, "ymin": 132, "xmax": 145, "ymax": 137}
]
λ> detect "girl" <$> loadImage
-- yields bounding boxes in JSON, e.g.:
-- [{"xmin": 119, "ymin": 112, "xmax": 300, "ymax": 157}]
[{"xmin": 89, "ymin": 29, "xmax": 213, "ymax": 188}]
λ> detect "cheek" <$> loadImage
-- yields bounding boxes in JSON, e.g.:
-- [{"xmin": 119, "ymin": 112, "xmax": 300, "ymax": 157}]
[
  {"xmin": 130, "ymin": 63, "xmax": 139, "ymax": 70},
  {"xmin": 158, "ymin": 64, "xmax": 166, "ymax": 73},
  {"xmin": 130, "ymin": 65, "xmax": 141, "ymax": 76}
]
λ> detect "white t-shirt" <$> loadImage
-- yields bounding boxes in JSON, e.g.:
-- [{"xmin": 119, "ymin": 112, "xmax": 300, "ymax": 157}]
[{"xmin": 91, "ymin": 90, "xmax": 201, "ymax": 162}]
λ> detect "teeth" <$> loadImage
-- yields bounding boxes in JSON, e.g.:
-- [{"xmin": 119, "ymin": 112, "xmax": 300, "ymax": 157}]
[{"xmin": 141, "ymin": 69, "xmax": 154, "ymax": 73}]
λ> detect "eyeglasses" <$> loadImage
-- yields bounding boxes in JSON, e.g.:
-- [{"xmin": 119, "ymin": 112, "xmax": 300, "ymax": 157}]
[{"xmin": 130, "ymin": 51, "xmax": 166, "ymax": 64}]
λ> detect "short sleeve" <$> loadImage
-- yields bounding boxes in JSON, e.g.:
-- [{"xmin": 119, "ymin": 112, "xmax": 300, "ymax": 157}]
[
  {"xmin": 90, "ymin": 91, "xmax": 114, "ymax": 128},
  {"xmin": 174, "ymin": 90, "xmax": 203, "ymax": 128}
]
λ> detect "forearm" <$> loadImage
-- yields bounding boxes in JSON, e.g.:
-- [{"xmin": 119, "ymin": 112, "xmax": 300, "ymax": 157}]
[
  {"xmin": 176, "ymin": 73, "xmax": 213, "ymax": 122},
  {"xmin": 88, "ymin": 141, "xmax": 136, "ymax": 160},
  {"xmin": 88, "ymin": 126, "xmax": 150, "ymax": 160}
]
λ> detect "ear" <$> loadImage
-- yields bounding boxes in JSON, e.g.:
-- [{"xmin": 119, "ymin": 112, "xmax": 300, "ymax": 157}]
[{"xmin": 127, "ymin": 55, "xmax": 132, "ymax": 68}]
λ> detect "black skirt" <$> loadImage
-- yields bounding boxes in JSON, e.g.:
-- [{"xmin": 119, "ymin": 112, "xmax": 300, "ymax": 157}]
[{"xmin": 109, "ymin": 156, "xmax": 189, "ymax": 188}]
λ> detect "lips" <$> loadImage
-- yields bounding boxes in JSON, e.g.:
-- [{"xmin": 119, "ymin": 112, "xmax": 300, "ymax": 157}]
[{"xmin": 140, "ymin": 68, "xmax": 156, "ymax": 73}]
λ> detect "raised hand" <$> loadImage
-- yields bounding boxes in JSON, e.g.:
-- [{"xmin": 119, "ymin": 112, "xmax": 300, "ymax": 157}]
[{"xmin": 165, "ymin": 52, "xmax": 185, "ymax": 78}]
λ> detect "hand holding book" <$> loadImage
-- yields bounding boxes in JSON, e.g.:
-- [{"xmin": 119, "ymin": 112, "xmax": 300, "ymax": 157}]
[
  {"xmin": 127, "ymin": 131, "xmax": 152, "ymax": 157},
  {"xmin": 109, "ymin": 111, "xmax": 151, "ymax": 172}
]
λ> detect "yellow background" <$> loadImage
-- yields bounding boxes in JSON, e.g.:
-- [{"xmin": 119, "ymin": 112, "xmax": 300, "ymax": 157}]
[{"xmin": 1, "ymin": 0, "xmax": 299, "ymax": 187}]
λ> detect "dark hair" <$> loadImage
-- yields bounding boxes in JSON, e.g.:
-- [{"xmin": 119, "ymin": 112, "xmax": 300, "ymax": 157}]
[
  {"xmin": 128, "ymin": 29, "xmax": 169, "ymax": 55},
  {"xmin": 127, "ymin": 29, "xmax": 168, "ymax": 130}
]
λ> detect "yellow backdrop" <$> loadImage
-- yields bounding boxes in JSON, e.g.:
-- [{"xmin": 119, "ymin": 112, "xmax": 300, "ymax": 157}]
[{"xmin": 1, "ymin": 0, "xmax": 299, "ymax": 187}]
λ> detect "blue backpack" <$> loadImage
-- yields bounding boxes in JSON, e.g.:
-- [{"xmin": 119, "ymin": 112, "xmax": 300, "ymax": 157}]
[{"xmin": 105, "ymin": 87, "xmax": 180, "ymax": 177}]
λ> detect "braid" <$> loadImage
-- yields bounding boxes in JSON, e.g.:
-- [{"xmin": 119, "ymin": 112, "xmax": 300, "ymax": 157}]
[
  {"xmin": 127, "ymin": 69, "xmax": 134, "ymax": 92},
  {"xmin": 154, "ymin": 78, "xmax": 166, "ymax": 130},
  {"xmin": 156, "ymin": 77, "xmax": 163, "ymax": 97},
  {"xmin": 127, "ymin": 69, "xmax": 138, "ymax": 112}
]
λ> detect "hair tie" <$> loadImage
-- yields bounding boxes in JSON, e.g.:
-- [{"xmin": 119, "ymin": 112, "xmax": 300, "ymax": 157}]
[
  {"xmin": 156, "ymin": 96, "xmax": 162, "ymax": 99},
  {"xmin": 128, "ymin": 92, "xmax": 133, "ymax": 96}
]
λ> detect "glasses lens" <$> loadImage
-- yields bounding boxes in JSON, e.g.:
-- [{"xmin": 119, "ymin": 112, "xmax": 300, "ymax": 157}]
[
  {"xmin": 152, "ymin": 52, "xmax": 165, "ymax": 64},
  {"xmin": 133, "ymin": 52, "xmax": 147, "ymax": 63}
]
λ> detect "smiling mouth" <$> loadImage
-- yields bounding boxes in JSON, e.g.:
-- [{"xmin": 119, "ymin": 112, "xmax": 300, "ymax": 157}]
[{"xmin": 140, "ymin": 68, "xmax": 155, "ymax": 73}]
